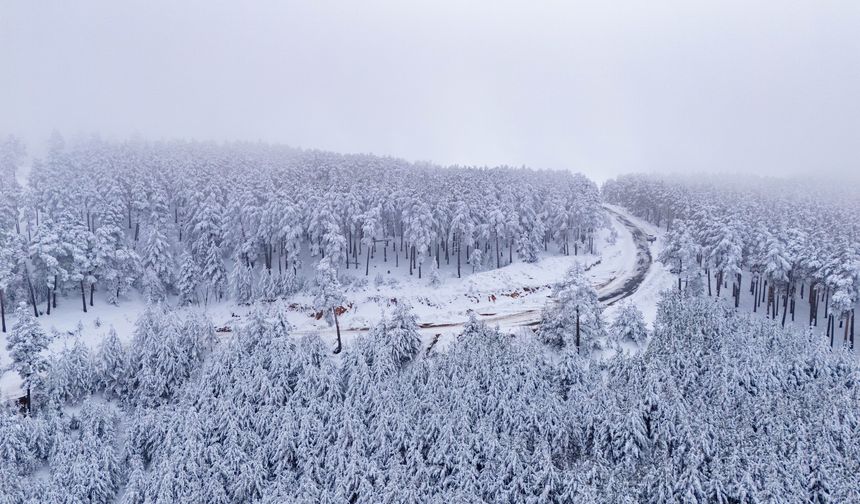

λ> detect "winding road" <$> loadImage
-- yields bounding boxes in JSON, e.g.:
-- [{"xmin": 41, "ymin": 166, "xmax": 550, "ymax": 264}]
[
  {"xmin": 596, "ymin": 206, "xmax": 654, "ymax": 306},
  {"xmin": 294, "ymin": 206, "xmax": 655, "ymax": 339}
]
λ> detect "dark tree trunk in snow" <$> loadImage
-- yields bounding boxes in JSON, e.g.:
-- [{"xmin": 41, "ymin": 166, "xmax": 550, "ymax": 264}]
[
  {"xmin": 850, "ymin": 310, "xmax": 855, "ymax": 350},
  {"xmin": 0, "ymin": 288, "xmax": 5, "ymax": 333},
  {"xmin": 707, "ymin": 269, "xmax": 712, "ymax": 296},
  {"xmin": 753, "ymin": 279, "xmax": 758, "ymax": 313},
  {"xmin": 25, "ymin": 269, "xmax": 38, "ymax": 317},
  {"xmin": 457, "ymin": 236, "xmax": 462, "ymax": 278},
  {"xmin": 80, "ymin": 281, "xmax": 87, "ymax": 313},
  {"xmin": 781, "ymin": 289, "xmax": 788, "ymax": 327},
  {"xmin": 735, "ymin": 273, "xmax": 742, "ymax": 308},
  {"xmin": 716, "ymin": 271, "xmax": 723, "ymax": 297},
  {"xmin": 333, "ymin": 309, "xmax": 342, "ymax": 354}
]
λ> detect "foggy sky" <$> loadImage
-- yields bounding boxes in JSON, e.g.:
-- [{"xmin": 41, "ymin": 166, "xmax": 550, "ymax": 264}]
[{"xmin": 2, "ymin": 0, "xmax": 858, "ymax": 182}]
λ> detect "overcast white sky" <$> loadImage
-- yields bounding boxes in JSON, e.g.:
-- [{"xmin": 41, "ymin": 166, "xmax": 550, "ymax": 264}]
[{"xmin": 1, "ymin": 0, "xmax": 858, "ymax": 181}]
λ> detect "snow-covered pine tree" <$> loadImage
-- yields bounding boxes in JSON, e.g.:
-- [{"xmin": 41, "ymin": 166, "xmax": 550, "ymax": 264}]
[
  {"xmin": 229, "ymin": 251, "xmax": 255, "ymax": 305},
  {"xmin": 257, "ymin": 269, "xmax": 279, "ymax": 302},
  {"xmin": 6, "ymin": 302, "xmax": 52, "ymax": 411},
  {"xmin": 386, "ymin": 302, "xmax": 422, "ymax": 368},
  {"xmin": 201, "ymin": 239, "xmax": 226, "ymax": 304},
  {"xmin": 95, "ymin": 327, "xmax": 127, "ymax": 399},
  {"xmin": 313, "ymin": 257, "xmax": 346, "ymax": 353},
  {"xmin": 176, "ymin": 250, "xmax": 199, "ymax": 305},
  {"xmin": 0, "ymin": 228, "xmax": 21, "ymax": 332},
  {"xmin": 538, "ymin": 263, "xmax": 605, "ymax": 352},
  {"xmin": 658, "ymin": 219, "xmax": 699, "ymax": 292},
  {"xmin": 140, "ymin": 215, "xmax": 174, "ymax": 301},
  {"xmin": 428, "ymin": 258, "xmax": 442, "ymax": 287},
  {"xmin": 610, "ymin": 301, "xmax": 648, "ymax": 345}
]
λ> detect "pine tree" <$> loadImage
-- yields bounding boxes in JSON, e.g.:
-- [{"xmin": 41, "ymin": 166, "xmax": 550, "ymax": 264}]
[
  {"xmin": 313, "ymin": 257, "xmax": 346, "ymax": 353},
  {"xmin": 0, "ymin": 229, "xmax": 21, "ymax": 332},
  {"xmin": 538, "ymin": 263, "xmax": 604, "ymax": 352},
  {"xmin": 229, "ymin": 253, "xmax": 255, "ymax": 305},
  {"xmin": 610, "ymin": 302, "xmax": 648, "ymax": 345},
  {"xmin": 176, "ymin": 250, "xmax": 199, "ymax": 305},
  {"xmin": 428, "ymin": 258, "xmax": 442, "ymax": 287},
  {"xmin": 386, "ymin": 302, "xmax": 422, "ymax": 368},
  {"xmin": 257, "ymin": 269, "xmax": 278, "ymax": 302},
  {"xmin": 140, "ymin": 217, "xmax": 173, "ymax": 301},
  {"xmin": 6, "ymin": 302, "xmax": 52, "ymax": 411},
  {"xmin": 202, "ymin": 240, "xmax": 226, "ymax": 303},
  {"xmin": 96, "ymin": 328, "xmax": 127, "ymax": 399}
]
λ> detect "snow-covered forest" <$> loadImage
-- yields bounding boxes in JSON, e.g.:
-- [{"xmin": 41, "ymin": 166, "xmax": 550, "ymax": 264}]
[
  {"xmin": 0, "ymin": 135, "xmax": 602, "ymax": 324},
  {"xmin": 1, "ymin": 136, "xmax": 859, "ymax": 503},
  {"xmin": 604, "ymin": 173, "xmax": 860, "ymax": 348},
  {"xmin": 2, "ymin": 289, "xmax": 858, "ymax": 502}
]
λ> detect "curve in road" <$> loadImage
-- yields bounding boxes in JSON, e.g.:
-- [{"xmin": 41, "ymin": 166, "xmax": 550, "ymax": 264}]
[{"xmin": 294, "ymin": 206, "xmax": 655, "ymax": 339}]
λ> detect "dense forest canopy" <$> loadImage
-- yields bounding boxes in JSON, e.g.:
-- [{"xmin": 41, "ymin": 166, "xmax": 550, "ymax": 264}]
[
  {"xmin": 1, "ymin": 290, "xmax": 858, "ymax": 503},
  {"xmin": 0, "ymin": 134, "xmax": 603, "ymax": 326},
  {"xmin": 1, "ymin": 137, "xmax": 858, "ymax": 503},
  {"xmin": 604, "ymin": 173, "xmax": 860, "ymax": 347}
]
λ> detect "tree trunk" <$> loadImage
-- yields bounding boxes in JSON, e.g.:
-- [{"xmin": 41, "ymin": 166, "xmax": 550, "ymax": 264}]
[
  {"xmin": 716, "ymin": 270, "xmax": 723, "ymax": 297},
  {"xmin": 27, "ymin": 386, "xmax": 31, "ymax": 414},
  {"xmin": 753, "ymin": 279, "xmax": 758, "ymax": 313},
  {"xmin": 333, "ymin": 308, "xmax": 342, "ymax": 354},
  {"xmin": 575, "ymin": 307, "xmax": 581, "ymax": 352},
  {"xmin": 0, "ymin": 288, "xmax": 5, "ymax": 333},
  {"xmin": 850, "ymin": 309, "xmax": 855, "ymax": 350},
  {"xmin": 781, "ymin": 288, "xmax": 788, "ymax": 327},
  {"xmin": 365, "ymin": 244, "xmax": 371, "ymax": 276},
  {"xmin": 457, "ymin": 236, "xmax": 462, "ymax": 279},
  {"xmin": 25, "ymin": 269, "xmax": 38, "ymax": 317},
  {"xmin": 772, "ymin": 286, "xmax": 778, "ymax": 320},
  {"xmin": 90, "ymin": 283, "xmax": 95, "ymax": 307},
  {"xmin": 707, "ymin": 269, "xmax": 712, "ymax": 296},
  {"xmin": 80, "ymin": 281, "xmax": 87, "ymax": 313},
  {"xmin": 735, "ymin": 273, "xmax": 742, "ymax": 308}
]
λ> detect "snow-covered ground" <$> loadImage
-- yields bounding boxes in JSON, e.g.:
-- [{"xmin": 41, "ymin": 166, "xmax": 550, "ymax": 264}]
[
  {"xmin": 1, "ymin": 206, "xmax": 657, "ymax": 400},
  {"xmin": 4, "ymin": 202, "xmax": 852, "ymax": 401}
]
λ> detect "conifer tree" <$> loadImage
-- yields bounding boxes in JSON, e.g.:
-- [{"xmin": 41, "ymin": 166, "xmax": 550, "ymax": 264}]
[
  {"xmin": 313, "ymin": 257, "xmax": 346, "ymax": 353},
  {"xmin": 6, "ymin": 302, "xmax": 52, "ymax": 411}
]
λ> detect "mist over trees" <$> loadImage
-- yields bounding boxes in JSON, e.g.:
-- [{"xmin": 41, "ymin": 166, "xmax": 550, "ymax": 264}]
[
  {"xmin": 0, "ymin": 134, "xmax": 604, "ymax": 329},
  {"xmin": 604, "ymin": 173, "xmax": 860, "ymax": 348},
  {"xmin": 1, "ymin": 136, "xmax": 858, "ymax": 502}
]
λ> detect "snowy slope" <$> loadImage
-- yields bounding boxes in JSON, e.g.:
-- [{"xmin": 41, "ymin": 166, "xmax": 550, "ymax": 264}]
[{"xmin": 1, "ymin": 207, "xmax": 653, "ymax": 399}]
